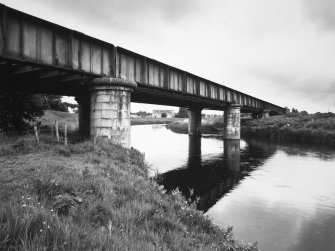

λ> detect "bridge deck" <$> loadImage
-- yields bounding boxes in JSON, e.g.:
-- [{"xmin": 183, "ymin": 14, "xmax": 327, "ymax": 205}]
[{"xmin": 0, "ymin": 4, "xmax": 285, "ymax": 114}]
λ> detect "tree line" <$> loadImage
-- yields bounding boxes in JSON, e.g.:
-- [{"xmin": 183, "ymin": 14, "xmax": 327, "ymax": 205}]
[{"xmin": 0, "ymin": 90, "xmax": 77, "ymax": 132}]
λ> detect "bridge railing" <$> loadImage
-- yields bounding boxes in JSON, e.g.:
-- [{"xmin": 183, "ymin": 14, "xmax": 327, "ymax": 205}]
[{"xmin": 0, "ymin": 4, "xmax": 115, "ymax": 77}]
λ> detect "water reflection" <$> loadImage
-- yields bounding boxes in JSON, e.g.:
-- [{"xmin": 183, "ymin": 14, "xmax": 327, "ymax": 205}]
[
  {"xmin": 224, "ymin": 140, "xmax": 240, "ymax": 172},
  {"xmin": 188, "ymin": 136, "xmax": 202, "ymax": 169},
  {"xmin": 156, "ymin": 138, "xmax": 276, "ymax": 212},
  {"xmin": 131, "ymin": 125, "xmax": 335, "ymax": 251}
]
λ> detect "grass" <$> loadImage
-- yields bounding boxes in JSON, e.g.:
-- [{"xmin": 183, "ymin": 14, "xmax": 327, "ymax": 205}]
[
  {"xmin": 242, "ymin": 112, "xmax": 335, "ymax": 145},
  {"xmin": 38, "ymin": 110, "xmax": 182, "ymax": 129},
  {"xmin": 38, "ymin": 110, "xmax": 79, "ymax": 131},
  {"xmin": 131, "ymin": 117, "xmax": 182, "ymax": 125},
  {"xmin": 0, "ymin": 136, "xmax": 257, "ymax": 250}
]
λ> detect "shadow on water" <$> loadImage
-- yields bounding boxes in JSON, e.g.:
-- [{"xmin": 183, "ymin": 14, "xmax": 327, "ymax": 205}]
[
  {"xmin": 156, "ymin": 135, "xmax": 335, "ymax": 212},
  {"xmin": 156, "ymin": 136, "xmax": 277, "ymax": 212}
]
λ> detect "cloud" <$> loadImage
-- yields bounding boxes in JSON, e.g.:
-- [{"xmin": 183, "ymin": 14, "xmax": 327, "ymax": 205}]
[
  {"xmin": 41, "ymin": 0, "xmax": 201, "ymax": 30},
  {"xmin": 303, "ymin": 0, "xmax": 335, "ymax": 30}
]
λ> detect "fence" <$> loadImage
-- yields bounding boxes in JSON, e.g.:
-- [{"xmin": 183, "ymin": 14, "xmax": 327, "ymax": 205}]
[{"xmin": 0, "ymin": 120, "xmax": 87, "ymax": 146}]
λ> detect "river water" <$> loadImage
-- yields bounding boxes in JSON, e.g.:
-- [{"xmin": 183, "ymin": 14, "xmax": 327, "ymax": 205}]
[{"xmin": 131, "ymin": 124, "xmax": 335, "ymax": 251}]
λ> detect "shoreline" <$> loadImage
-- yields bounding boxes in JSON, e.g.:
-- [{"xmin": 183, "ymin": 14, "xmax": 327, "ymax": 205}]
[
  {"xmin": 0, "ymin": 136, "xmax": 256, "ymax": 250},
  {"xmin": 165, "ymin": 113, "xmax": 335, "ymax": 147}
]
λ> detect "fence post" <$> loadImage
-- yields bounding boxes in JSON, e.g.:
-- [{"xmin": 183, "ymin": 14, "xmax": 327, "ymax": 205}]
[
  {"xmin": 34, "ymin": 126, "xmax": 39, "ymax": 143},
  {"xmin": 64, "ymin": 123, "xmax": 67, "ymax": 146},
  {"xmin": 93, "ymin": 127, "xmax": 97, "ymax": 149},
  {"xmin": 55, "ymin": 121, "xmax": 59, "ymax": 142}
]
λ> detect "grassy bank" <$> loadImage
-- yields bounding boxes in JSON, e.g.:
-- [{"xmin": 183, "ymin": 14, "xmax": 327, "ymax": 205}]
[
  {"xmin": 166, "ymin": 120, "xmax": 224, "ymax": 134},
  {"xmin": 0, "ymin": 136, "xmax": 256, "ymax": 250},
  {"xmin": 39, "ymin": 110, "xmax": 181, "ymax": 129},
  {"xmin": 131, "ymin": 117, "xmax": 182, "ymax": 125},
  {"xmin": 242, "ymin": 112, "xmax": 335, "ymax": 145}
]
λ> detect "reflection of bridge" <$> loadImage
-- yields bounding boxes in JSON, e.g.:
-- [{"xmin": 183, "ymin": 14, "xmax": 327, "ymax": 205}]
[
  {"xmin": 0, "ymin": 4, "xmax": 285, "ymax": 146},
  {"xmin": 157, "ymin": 137, "xmax": 276, "ymax": 212}
]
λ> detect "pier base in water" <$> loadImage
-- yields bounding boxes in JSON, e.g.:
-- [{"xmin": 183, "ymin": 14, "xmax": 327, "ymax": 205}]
[{"xmin": 187, "ymin": 108, "xmax": 202, "ymax": 136}]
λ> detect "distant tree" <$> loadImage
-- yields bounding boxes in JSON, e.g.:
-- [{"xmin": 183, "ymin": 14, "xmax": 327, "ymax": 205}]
[
  {"xmin": 0, "ymin": 90, "xmax": 46, "ymax": 131},
  {"xmin": 300, "ymin": 111, "xmax": 308, "ymax": 116},
  {"xmin": 161, "ymin": 112, "xmax": 167, "ymax": 118},
  {"xmin": 136, "ymin": 111, "xmax": 151, "ymax": 117},
  {"xmin": 63, "ymin": 102, "xmax": 78, "ymax": 111},
  {"xmin": 291, "ymin": 108, "xmax": 299, "ymax": 113},
  {"xmin": 44, "ymin": 95, "xmax": 68, "ymax": 112},
  {"xmin": 177, "ymin": 107, "xmax": 188, "ymax": 118}
]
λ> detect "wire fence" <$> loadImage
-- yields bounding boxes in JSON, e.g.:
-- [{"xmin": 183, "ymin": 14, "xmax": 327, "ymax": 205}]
[{"xmin": 0, "ymin": 121, "xmax": 88, "ymax": 146}]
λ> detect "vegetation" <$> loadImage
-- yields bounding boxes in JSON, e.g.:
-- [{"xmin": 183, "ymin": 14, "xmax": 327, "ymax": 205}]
[
  {"xmin": 177, "ymin": 107, "xmax": 189, "ymax": 118},
  {"xmin": 166, "ymin": 120, "xmax": 224, "ymax": 134},
  {"xmin": 0, "ymin": 136, "xmax": 256, "ymax": 251},
  {"xmin": 242, "ymin": 112, "xmax": 335, "ymax": 145},
  {"xmin": 38, "ymin": 110, "xmax": 181, "ymax": 130},
  {"xmin": 44, "ymin": 95, "xmax": 68, "ymax": 112},
  {"xmin": 0, "ymin": 90, "xmax": 46, "ymax": 132},
  {"xmin": 0, "ymin": 91, "xmax": 70, "ymax": 132},
  {"xmin": 132, "ymin": 117, "xmax": 182, "ymax": 125},
  {"xmin": 131, "ymin": 111, "xmax": 152, "ymax": 117},
  {"xmin": 38, "ymin": 110, "xmax": 79, "ymax": 131}
]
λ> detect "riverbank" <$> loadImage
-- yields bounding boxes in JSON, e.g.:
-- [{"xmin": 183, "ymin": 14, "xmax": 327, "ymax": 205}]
[
  {"xmin": 39, "ymin": 110, "xmax": 182, "ymax": 129},
  {"xmin": 166, "ymin": 113, "xmax": 335, "ymax": 146},
  {"xmin": 242, "ymin": 112, "xmax": 335, "ymax": 145},
  {"xmin": 131, "ymin": 117, "xmax": 182, "ymax": 125},
  {"xmin": 166, "ymin": 120, "xmax": 224, "ymax": 134},
  {"xmin": 0, "ymin": 136, "xmax": 256, "ymax": 250}
]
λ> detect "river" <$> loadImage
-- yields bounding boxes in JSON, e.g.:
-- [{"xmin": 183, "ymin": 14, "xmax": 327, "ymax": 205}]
[{"xmin": 131, "ymin": 124, "xmax": 335, "ymax": 251}]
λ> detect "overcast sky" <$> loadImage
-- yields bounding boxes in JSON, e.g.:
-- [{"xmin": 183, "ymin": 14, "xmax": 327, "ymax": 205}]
[{"xmin": 2, "ymin": 0, "xmax": 335, "ymax": 113}]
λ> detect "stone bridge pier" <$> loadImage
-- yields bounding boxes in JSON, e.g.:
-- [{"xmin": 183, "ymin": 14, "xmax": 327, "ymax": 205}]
[
  {"xmin": 224, "ymin": 104, "xmax": 241, "ymax": 140},
  {"xmin": 77, "ymin": 78, "xmax": 136, "ymax": 148},
  {"xmin": 187, "ymin": 107, "xmax": 203, "ymax": 136}
]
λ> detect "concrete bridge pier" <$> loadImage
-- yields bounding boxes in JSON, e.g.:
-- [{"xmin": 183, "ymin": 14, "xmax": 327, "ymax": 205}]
[
  {"xmin": 187, "ymin": 108, "xmax": 203, "ymax": 136},
  {"xmin": 224, "ymin": 104, "xmax": 241, "ymax": 140},
  {"xmin": 88, "ymin": 78, "xmax": 137, "ymax": 148}
]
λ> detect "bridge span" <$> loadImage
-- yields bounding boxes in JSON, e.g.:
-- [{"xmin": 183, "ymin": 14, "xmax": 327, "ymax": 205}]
[{"xmin": 0, "ymin": 4, "xmax": 286, "ymax": 146}]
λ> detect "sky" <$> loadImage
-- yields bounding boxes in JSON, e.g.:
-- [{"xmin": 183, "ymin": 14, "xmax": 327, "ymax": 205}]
[{"xmin": 2, "ymin": 0, "xmax": 335, "ymax": 113}]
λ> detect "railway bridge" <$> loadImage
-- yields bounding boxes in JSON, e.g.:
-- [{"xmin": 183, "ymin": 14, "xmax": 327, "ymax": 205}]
[{"xmin": 0, "ymin": 4, "xmax": 286, "ymax": 146}]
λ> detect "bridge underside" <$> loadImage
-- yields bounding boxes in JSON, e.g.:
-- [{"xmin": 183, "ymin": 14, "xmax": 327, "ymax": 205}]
[
  {"xmin": 132, "ymin": 84, "xmax": 265, "ymax": 114},
  {"xmin": 0, "ymin": 57, "xmax": 265, "ymax": 114},
  {"xmin": 0, "ymin": 57, "xmax": 96, "ymax": 96}
]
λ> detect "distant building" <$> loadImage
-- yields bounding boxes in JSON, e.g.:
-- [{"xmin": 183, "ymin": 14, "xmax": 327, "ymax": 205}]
[{"xmin": 152, "ymin": 110, "xmax": 174, "ymax": 118}]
